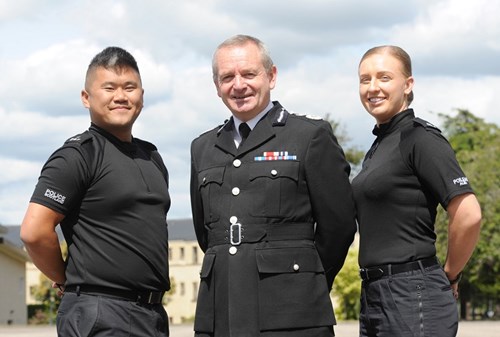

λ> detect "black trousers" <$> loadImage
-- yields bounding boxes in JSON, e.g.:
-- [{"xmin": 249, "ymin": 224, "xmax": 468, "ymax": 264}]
[
  {"xmin": 359, "ymin": 264, "xmax": 458, "ymax": 337},
  {"xmin": 56, "ymin": 292, "xmax": 169, "ymax": 337}
]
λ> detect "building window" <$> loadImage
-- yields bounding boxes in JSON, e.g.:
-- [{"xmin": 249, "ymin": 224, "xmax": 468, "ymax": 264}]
[
  {"xmin": 192, "ymin": 282, "xmax": 198, "ymax": 302},
  {"xmin": 192, "ymin": 246, "xmax": 198, "ymax": 264},
  {"xmin": 168, "ymin": 248, "xmax": 172, "ymax": 261},
  {"xmin": 180, "ymin": 282, "xmax": 185, "ymax": 296},
  {"xmin": 180, "ymin": 247, "xmax": 185, "ymax": 260}
]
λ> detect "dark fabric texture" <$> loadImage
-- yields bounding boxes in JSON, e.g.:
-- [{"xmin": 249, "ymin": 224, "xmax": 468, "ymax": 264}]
[
  {"xmin": 57, "ymin": 292, "xmax": 169, "ymax": 337},
  {"xmin": 359, "ymin": 265, "xmax": 458, "ymax": 337}
]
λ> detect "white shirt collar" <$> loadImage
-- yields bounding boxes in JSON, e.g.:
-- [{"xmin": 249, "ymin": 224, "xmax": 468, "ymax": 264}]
[{"xmin": 233, "ymin": 101, "xmax": 274, "ymax": 147}]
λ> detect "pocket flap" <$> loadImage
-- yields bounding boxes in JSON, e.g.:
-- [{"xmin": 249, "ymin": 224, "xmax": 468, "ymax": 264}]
[
  {"xmin": 256, "ymin": 246, "xmax": 324, "ymax": 273},
  {"xmin": 198, "ymin": 166, "xmax": 225, "ymax": 187},
  {"xmin": 200, "ymin": 253, "xmax": 216, "ymax": 278},
  {"xmin": 249, "ymin": 161, "xmax": 299, "ymax": 182}
]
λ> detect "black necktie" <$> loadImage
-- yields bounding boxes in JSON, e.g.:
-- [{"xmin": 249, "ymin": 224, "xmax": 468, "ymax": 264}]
[{"xmin": 239, "ymin": 123, "xmax": 251, "ymax": 146}]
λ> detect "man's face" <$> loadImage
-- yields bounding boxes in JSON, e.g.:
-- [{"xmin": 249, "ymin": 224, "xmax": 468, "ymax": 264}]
[
  {"xmin": 214, "ymin": 43, "xmax": 277, "ymax": 121},
  {"xmin": 81, "ymin": 66, "xmax": 144, "ymax": 140}
]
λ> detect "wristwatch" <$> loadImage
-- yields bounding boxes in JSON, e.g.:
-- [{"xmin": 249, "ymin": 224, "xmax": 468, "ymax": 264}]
[{"xmin": 448, "ymin": 272, "xmax": 462, "ymax": 285}]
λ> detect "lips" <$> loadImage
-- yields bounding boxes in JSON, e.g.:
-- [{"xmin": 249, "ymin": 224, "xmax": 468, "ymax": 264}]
[{"xmin": 368, "ymin": 97, "xmax": 385, "ymax": 103}]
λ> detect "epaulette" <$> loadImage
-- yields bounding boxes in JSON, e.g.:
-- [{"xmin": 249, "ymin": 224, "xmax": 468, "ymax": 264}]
[
  {"xmin": 64, "ymin": 131, "xmax": 94, "ymax": 145},
  {"xmin": 135, "ymin": 137, "xmax": 158, "ymax": 151},
  {"xmin": 413, "ymin": 118, "xmax": 441, "ymax": 133},
  {"xmin": 288, "ymin": 111, "xmax": 323, "ymax": 121}
]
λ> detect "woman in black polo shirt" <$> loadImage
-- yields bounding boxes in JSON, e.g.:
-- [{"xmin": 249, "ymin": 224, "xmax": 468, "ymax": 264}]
[{"xmin": 352, "ymin": 45, "xmax": 481, "ymax": 337}]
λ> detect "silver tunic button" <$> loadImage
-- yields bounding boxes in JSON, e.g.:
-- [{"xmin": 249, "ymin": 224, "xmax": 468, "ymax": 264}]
[
  {"xmin": 230, "ymin": 216, "xmax": 238, "ymax": 224},
  {"xmin": 233, "ymin": 159, "xmax": 242, "ymax": 168},
  {"xmin": 202, "ymin": 177, "xmax": 207, "ymax": 183},
  {"xmin": 229, "ymin": 246, "xmax": 238, "ymax": 255},
  {"xmin": 232, "ymin": 187, "xmax": 240, "ymax": 196},
  {"xmin": 293, "ymin": 263, "xmax": 300, "ymax": 271},
  {"xmin": 271, "ymin": 169, "xmax": 278, "ymax": 176}
]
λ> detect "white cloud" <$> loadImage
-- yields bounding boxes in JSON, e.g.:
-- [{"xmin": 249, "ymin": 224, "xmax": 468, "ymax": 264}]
[{"xmin": 0, "ymin": 0, "xmax": 499, "ymax": 224}]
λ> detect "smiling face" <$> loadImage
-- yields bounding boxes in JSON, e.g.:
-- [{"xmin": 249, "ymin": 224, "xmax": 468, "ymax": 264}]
[
  {"xmin": 81, "ymin": 66, "xmax": 144, "ymax": 141},
  {"xmin": 213, "ymin": 42, "xmax": 277, "ymax": 121},
  {"xmin": 358, "ymin": 51, "xmax": 414, "ymax": 125}
]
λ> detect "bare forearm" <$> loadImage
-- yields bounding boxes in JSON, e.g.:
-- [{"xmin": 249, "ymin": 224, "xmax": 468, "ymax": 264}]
[
  {"xmin": 24, "ymin": 232, "xmax": 66, "ymax": 284},
  {"xmin": 21, "ymin": 203, "xmax": 66, "ymax": 284},
  {"xmin": 444, "ymin": 194, "xmax": 481, "ymax": 279}
]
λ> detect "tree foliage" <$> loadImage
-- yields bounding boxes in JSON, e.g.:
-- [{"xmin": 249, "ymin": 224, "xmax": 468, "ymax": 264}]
[
  {"xmin": 332, "ymin": 242, "xmax": 361, "ymax": 320},
  {"xmin": 434, "ymin": 109, "xmax": 500, "ymax": 318},
  {"xmin": 324, "ymin": 113, "xmax": 365, "ymax": 177}
]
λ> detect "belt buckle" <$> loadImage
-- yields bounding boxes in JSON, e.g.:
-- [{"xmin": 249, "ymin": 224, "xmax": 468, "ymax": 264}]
[
  {"xmin": 139, "ymin": 291, "xmax": 163, "ymax": 304},
  {"xmin": 360, "ymin": 267, "xmax": 384, "ymax": 281},
  {"xmin": 230, "ymin": 223, "xmax": 242, "ymax": 245}
]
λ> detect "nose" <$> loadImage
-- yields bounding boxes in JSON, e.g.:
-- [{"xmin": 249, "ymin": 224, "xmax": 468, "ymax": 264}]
[
  {"xmin": 367, "ymin": 79, "xmax": 379, "ymax": 92},
  {"xmin": 114, "ymin": 87, "xmax": 128, "ymax": 101},
  {"xmin": 233, "ymin": 75, "xmax": 247, "ymax": 90}
]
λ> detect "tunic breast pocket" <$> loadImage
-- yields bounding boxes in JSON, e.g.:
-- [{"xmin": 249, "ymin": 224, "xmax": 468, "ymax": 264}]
[
  {"xmin": 248, "ymin": 161, "xmax": 299, "ymax": 218},
  {"xmin": 198, "ymin": 166, "xmax": 225, "ymax": 224}
]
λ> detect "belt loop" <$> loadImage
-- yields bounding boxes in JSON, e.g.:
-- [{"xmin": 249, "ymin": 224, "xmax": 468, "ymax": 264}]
[
  {"xmin": 388, "ymin": 264, "xmax": 393, "ymax": 282},
  {"xmin": 76, "ymin": 285, "xmax": 81, "ymax": 296},
  {"xmin": 418, "ymin": 260, "xmax": 425, "ymax": 273}
]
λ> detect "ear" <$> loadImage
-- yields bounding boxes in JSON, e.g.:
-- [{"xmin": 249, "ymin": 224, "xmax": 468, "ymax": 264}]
[
  {"xmin": 268, "ymin": 65, "xmax": 278, "ymax": 90},
  {"xmin": 404, "ymin": 76, "xmax": 414, "ymax": 95},
  {"xmin": 214, "ymin": 80, "xmax": 222, "ymax": 98},
  {"xmin": 81, "ymin": 89, "xmax": 90, "ymax": 109}
]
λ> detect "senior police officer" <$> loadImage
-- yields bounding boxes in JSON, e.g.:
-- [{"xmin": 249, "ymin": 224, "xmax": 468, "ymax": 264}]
[{"xmin": 190, "ymin": 34, "xmax": 357, "ymax": 337}]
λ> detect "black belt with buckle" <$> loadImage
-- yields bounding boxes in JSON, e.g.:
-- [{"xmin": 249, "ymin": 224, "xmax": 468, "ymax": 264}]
[
  {"xmin": 207, "ymin": 222, "xmax": 314, "ymax": 248},
  {"xmin": 64, "ymin": 285, "xmax": 165, "ymax": 304},
  {"xmin": 359, "ymin": 256, "xmax": 440, "ymax": 281}
]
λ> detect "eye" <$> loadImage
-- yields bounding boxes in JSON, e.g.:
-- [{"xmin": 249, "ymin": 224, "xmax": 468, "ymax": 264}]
[
  {"xmin": 359, "ymin": 77, "xmax": 370, "ymax": 84},
  {"xmin": 243, "ymin": 72, "xmax": 256, "ymax": 79},
  {"xmin": 219, "ymin": 75, "xmax": 234, "ymax": 84}
]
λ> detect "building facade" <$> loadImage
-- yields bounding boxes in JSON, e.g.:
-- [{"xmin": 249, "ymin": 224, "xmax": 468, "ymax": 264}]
[{"xmin": 0, "ymin": 225, "xmax": 30, "ymax": 325}]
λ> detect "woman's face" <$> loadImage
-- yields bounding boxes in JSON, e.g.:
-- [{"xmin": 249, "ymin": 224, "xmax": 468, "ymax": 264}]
[{"xmin": 358, "ymin": 52, "xmax": 414, "ymax": 125}]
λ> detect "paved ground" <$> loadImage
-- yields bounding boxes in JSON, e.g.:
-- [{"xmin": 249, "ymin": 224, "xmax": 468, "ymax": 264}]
[{"xmin": 0, "ymin": 320, "xmax": 498, "ymax": 336}]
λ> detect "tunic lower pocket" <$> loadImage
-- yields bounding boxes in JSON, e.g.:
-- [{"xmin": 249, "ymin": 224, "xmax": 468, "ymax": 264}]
[{"xmin": 255, "ymin": 246, "xmax": 335, "ymax": 330}]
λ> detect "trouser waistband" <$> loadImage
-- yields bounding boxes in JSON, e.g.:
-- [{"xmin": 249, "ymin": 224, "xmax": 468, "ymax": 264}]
[
  {"xmin": 64, "ymin": 285, "xmax": 165, "ymax": 304},
  {"xmin": 359, "ymin": 256, "xmax": 440, "ymax": 281}
]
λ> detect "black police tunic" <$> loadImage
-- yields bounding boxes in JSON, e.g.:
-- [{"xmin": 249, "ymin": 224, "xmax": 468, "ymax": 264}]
[
  {"xmin": 352, "ymin": 109, "xmax": 474, "ymax": 268},
  {"xmin": 190, "ymin": 102, "xmax": 356, "ymax": 336},
  {"xmin": 30, "ymin": 124, "xmax": 171, "ymax": 291}
]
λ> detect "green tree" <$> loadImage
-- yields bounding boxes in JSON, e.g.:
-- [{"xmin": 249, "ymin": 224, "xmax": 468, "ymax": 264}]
[
  {"xmin": 332, "ymin": 243, "xmax": 361, "ymax": 320},
  {"xmin": 434, "ymin": 109, "xmax": 500, "ymax": 319},
  {"xmin": 29, "ymin": 274, "xmax": 61, "ymax": 325},
  {"xmin": 324, "ymin": 113, "xmax": 365, "ymax": 177}
]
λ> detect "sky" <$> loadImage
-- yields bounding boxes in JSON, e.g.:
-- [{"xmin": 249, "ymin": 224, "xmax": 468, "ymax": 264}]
[{"xmin": 1, "ymin": 0, "xmax": 499, "ymax": 225}]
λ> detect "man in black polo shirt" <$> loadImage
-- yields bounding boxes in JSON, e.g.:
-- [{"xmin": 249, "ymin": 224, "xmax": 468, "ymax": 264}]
[{"xmin": 21, "ymin": 46, "xmax": 171, "ymax": 336}]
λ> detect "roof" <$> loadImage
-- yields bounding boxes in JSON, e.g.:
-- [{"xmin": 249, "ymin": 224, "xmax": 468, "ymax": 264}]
[
  {"xmin": 0, "ymin": 225, "xmax": 30, "ymax": 262},
  {"xmin": 0, "ymin": 218, "xmax": 197, "ymax": 248},
  {"xmin": 168, "ymin": 218, "xmax": 196, "ymax": 240}
]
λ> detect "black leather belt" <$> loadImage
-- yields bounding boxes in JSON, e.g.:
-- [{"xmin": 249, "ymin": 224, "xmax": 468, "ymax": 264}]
[
  {"xmin": 359, "ymin": 256, "xmax": 440, "ymax": 281},
  {"xmin": 207, "ymin": 222, "xmax": 314, "ymax": 248},
  {"xmin": 64, "ymin": 285, "xmax": 165, "ymax": 304}
]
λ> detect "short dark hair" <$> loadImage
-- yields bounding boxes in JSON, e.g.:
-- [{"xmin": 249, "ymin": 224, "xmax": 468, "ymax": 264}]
[{"xmin": 85, "ymin": 46, "xmax": 141, "ymax": 87}]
